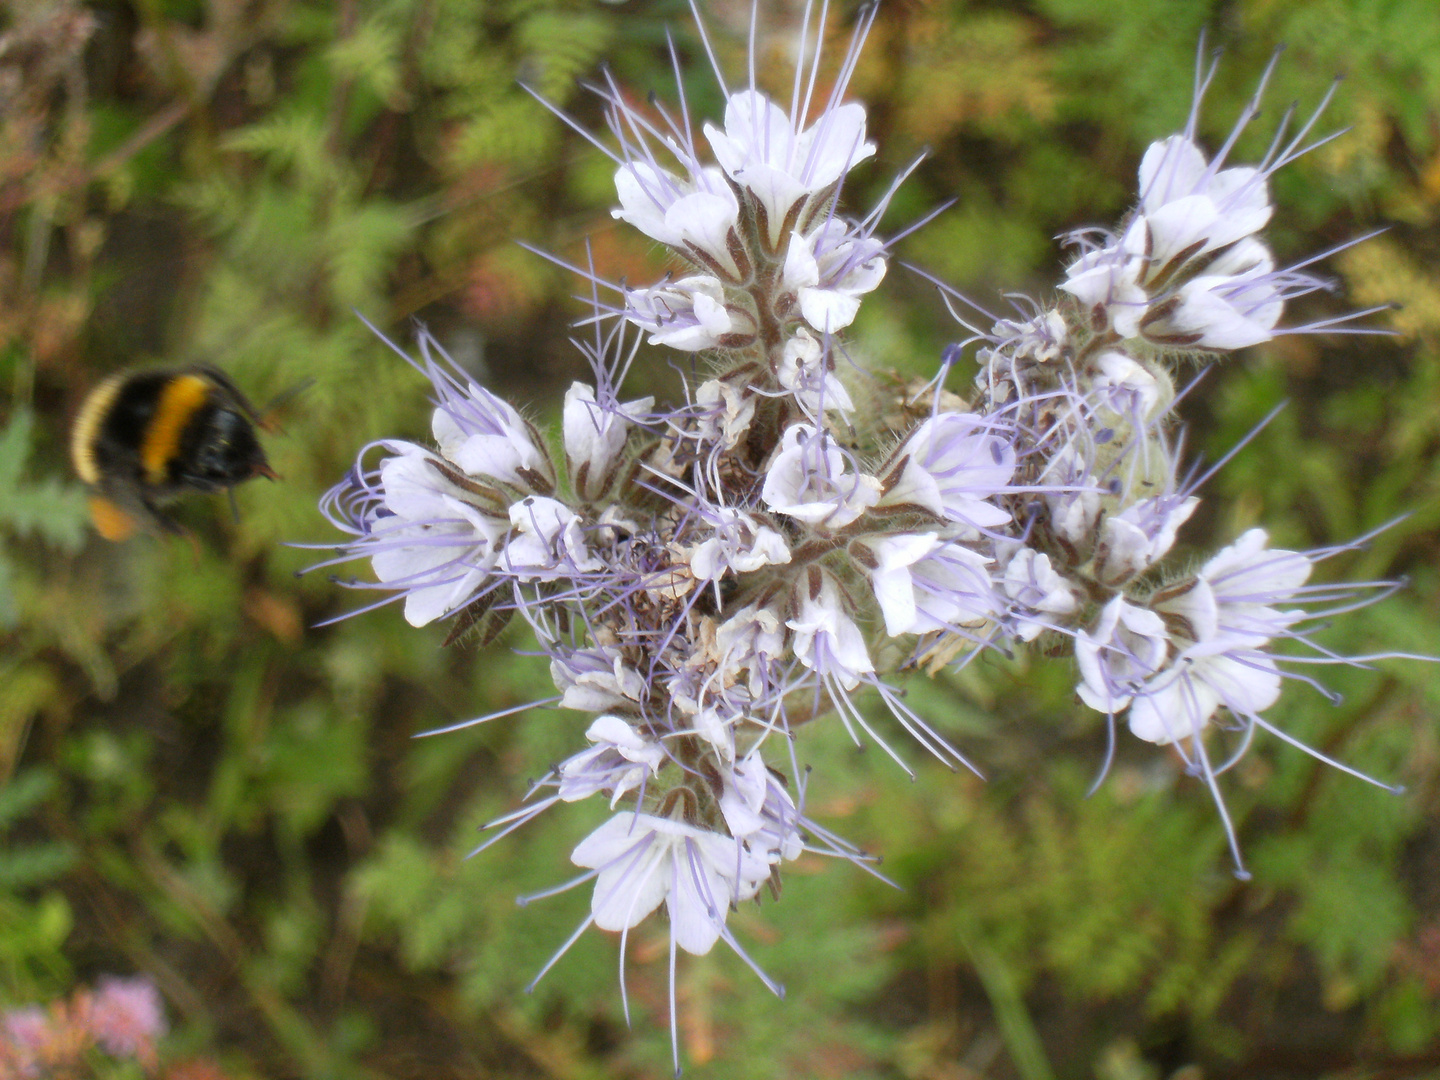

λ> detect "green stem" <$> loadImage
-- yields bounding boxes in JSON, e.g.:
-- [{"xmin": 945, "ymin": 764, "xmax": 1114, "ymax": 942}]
[{"xmin": 961, "ymin": 932, "xmax": 1057, "ymax": 1080}]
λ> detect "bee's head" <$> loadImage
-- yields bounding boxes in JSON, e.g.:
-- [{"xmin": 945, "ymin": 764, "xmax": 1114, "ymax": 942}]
[{"xmin": 187, "ymin": 406, "xmax": 273, "ymax": 489}]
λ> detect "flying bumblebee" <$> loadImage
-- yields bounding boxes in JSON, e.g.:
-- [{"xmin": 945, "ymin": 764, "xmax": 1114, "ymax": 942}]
[{"xmin": 70, "ymin": 365, "xmax": 278, "ymax": 541}]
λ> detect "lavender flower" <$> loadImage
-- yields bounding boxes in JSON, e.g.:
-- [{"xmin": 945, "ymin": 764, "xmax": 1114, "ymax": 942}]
[
  {"xmin": 612, "ymin": 163, "xmax": 740, "ymax": 278},
  {"xmin": 572, "ymin": 812, "xmax": 769, "ymax": 952},
  {"xmin": 761, "ymin": 422, "xmax": 881, "ymax": 527},
  {"xmin": 704, "ymin": 87, "xmax": 874, "ymax": 250},
  {"xmin": 1074, "ymin": 595, "xmax": 1171, "ymax": 714},
  {"xmin": 623, "ymin": 275, "xmax": 749, "ymax": 351},
  {"xmin": 876, "ymin": 410, "xmax": 1017, "ymax": 528}
]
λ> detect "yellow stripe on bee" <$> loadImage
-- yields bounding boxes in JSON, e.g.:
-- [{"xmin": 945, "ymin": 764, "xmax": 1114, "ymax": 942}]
[
  {"xmin": 70, "ymin": 373, "xmax": 127, "ymax": 486},
  {"xmin": 141, "ymin": 374, "xmax": 211, "ymax": 484}
]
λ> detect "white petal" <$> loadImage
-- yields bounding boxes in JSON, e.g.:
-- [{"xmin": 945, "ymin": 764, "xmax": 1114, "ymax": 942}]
[
  {"xmin": 665, "ymin": 191, "xmax": 742, "ymax": 271},
  {"xmin": 1166, "ymin": 277, "xmax": 1280, "ymax": 348},
  {"xmin": 799, "ymin": 287, "xmax": 861, "ymax": 333},
  {"xmin": 1203, "ymin": 651, "xmax": 1283, "ymax": 715},
  {"xmin": 1145, "ymin": 194, "xmax": 1222, "ymax": 267},
  {"xmin": 573, "ymin": 815, "xmax": 670, "ymax": 930},
  {"xmin": 612, "ymin": 161, "xmax": 681, "ymax": 243},
  {"xmin": 1206, "ymin": 166, "xmax": 1271, "ymax": 238},
  {"xmin": 667, "ymin": 839, "xmax": 730, "ymax": 955},
  {"xmin": 1154, "ymin": 578, "xmax": 1220, "ymax": 644},
  {"xmin": 782, "ymin": 230, "xmax": 821, "ymax": 289},
  {"xmin": 1140, "ymin": 136, "xmax": 1210, "ymax": 210},
  {"xmin": 873, "ymin": 566, "xmax": 918, "ymax": 636},
  {"xmin": 1096, "ymin": 516, "xmax": 1153, "ymax": 585},
  {"xmin": 1127, "ymin": 670, "xmax": 1220, "ymax": 744},
  {"xmin": 797, "ymin": 102, "xmax": 874, "ymax": 188}
]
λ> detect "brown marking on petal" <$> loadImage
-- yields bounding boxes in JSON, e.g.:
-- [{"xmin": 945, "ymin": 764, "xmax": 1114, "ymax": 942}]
[
  {"xmin": 442, "ymin": 592, "xmax": 513, "ymax": 649},
  {"xmin": 785, "ymin": 581, "xmax": 802, "ymax": 622},
  {"xmin": 425, "ymin": 457, "xmax": 507, "ymax": 509},
  {"xmin": 1150, "ymin": 577, "xmax": 1198, "ymax": 606},
  {"xmin": 1149, "ymin": 238, "xmax": 1208, "ymax": 290},
  {"xmin": 750, "ymin": 196, "xmax": 775, "ymax": 255},
  {"xmin": 775, "ymin": 196, "xmax": 806, "ymax": 250},
  {"xmin": 755, "ymin": 579, "xmax": 787, "ymax": 611},
  {"xmin": 848, "ymin": 540, "xmax": 878, "ymax": 570},
  {"xmin": 1140, "ymin": 294, "xmax": 1181, "ymax": 327},
  {"xmin": 514, "ymin": 466, "xmax": 553, "ymax": 495},
  {"xmin": 806, "ymin": 564, "xmax": 823, "ymax": 601},
  {"xmin": 727, "ymin": 227, "xmax": 753, "ymax": 283},
  {"xmin": 682, "ymin": 241, "xmax": 734, "ymax": 284},
  {"xmin": 697, "ymin": 757, "xmax": 725, "ymax": 800},
  {"xmin": 1051, "ymin": 531, "xmax": 1081, "ymax": 567},
  {"xmin": 1091, "ymin": 536, "xmax": 1117, "ymax": 584},
  {"xmin": 879, "ymin": 453, "xmax": 911, "ymax": 493},
  {"xmin": 658, "ymin": 785, "xmax": 700, "ymax": 825},
  {"xmin": 1161, "ymin": 611, "xmax": 1199, "ymax": 643},
  {"xmin": 1146, "ymin": 331, "xmax": 1206, "ymax": 347},
  {"xmin": 796, "ymin": 184, "xmax": 837, "ymax": 234},
  {"xmin": 523, "ymin": 421, "xmax": 555, "ymax": 472},
  {"xmin": 766, "ymin": 865, "xmax": 784, "ymax": 901}
]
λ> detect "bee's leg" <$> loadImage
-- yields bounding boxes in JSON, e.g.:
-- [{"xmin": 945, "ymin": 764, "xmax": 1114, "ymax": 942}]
[
  {"xmin": 142, "ymin": 498, "xmax": 186, "ymax": 536},
  {"xmin": 144, "ymin": 494, "xmax": 201, "ymax": 563},
  {"xmin": 87, "ymin": 495, "xmax": 139, "ymax": 542}
]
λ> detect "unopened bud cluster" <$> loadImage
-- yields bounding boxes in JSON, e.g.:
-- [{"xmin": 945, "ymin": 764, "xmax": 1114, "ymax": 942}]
[{"xmin": 317, "ymin": 12, "xmax": 1418, "ymax": 1059}]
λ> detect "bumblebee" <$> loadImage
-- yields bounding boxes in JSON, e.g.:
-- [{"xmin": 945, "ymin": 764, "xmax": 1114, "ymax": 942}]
[{"xmin": 70, "ymin": 365, "xmax": 277, "ymax": 540}]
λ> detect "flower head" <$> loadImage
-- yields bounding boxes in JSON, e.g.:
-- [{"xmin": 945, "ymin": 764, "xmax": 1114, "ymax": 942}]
[
  {"xmin": 1074, "ymin": 596, "xmax": 1170, "ymax": 715},
  {"xmin": 311, "ymin": 16, "xmax": 1429, "ymax": 1065},
  {"xmin": 776, "ymin": 328, "xmax": 854, "ymax": 416},
  {"xmin": 782, "ymin": 219, "xmax": 887, "ymax": 333},
  {"xmin": 867, "ymin": 533, "xmax": 998, "ymax": 637},
  {"xmin": 1129, "ymin": 528, "xmax": 1311, "ymax": 743},
  {"xmin": 557, "ymin": 716, "xmax": 667, "ymax": 807}
]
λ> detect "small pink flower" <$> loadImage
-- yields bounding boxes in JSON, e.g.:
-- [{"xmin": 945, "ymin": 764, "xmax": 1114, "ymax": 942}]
[{"xmin": 90, "ymin": 975, "xmax": 167, "ymax": 1059}]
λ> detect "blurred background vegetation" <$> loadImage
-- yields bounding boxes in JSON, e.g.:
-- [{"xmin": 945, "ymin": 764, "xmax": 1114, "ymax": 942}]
[{"xmin": 2, "ymin": 0, "xmax": 1439, "ymax": 1076}]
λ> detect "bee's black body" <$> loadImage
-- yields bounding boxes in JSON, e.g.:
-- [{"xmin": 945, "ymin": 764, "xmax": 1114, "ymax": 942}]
[{"xmin": 70, "ymin": 365, "xmax": 274, "ymax": 539}]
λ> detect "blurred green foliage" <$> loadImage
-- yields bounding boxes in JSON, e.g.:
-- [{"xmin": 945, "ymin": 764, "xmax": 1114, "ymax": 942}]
[{"xmin": 1, "ymin": 0, "xmax": 1438, "ymax": 1077}]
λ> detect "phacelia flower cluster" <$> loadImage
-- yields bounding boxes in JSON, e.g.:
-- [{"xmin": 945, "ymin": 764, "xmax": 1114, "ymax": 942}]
[{"xmin": 314, "ymin": 9, "xmax": 1420, "ymax": 1068}]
